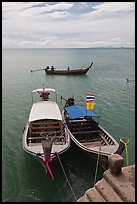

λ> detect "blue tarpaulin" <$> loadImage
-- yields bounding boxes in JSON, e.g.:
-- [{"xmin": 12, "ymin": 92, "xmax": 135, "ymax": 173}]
[{"xmin": 65, "ymin": 105, "xmax": 98, "ymax": 119}]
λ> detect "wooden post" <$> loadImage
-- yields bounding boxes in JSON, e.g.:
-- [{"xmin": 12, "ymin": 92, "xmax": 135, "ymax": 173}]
[{"xmin": 108, "ymin": 154, "xmax": 124, "ymax": 175}]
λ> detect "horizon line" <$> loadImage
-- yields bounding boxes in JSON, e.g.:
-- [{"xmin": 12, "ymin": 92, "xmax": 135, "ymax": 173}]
[{"xmin": 2, "ymin": 47, "xmax": 135, "ymax": 49}]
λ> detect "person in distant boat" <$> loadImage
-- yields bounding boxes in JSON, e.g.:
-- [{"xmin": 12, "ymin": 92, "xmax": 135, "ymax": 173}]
[
  {"xmin": 45, "ymin": 66, "xmax": 49, "ymax": 71},
  {"xmin": 127, "ymin": 78, "xmax": 135, "ymax": 83},
  {"xmin": 67, "ymin": 67, "xmax": 70, "ymax": 71},
  {"xmin": 51, "ymin": 66, "xmax": 55, "ymax": 71}
]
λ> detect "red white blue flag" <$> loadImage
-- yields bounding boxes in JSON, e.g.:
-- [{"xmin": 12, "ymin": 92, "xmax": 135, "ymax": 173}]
[
  {"xmin": 86, "ymin": 93, "xmax": 94, "ymax": 102},
  {"xmin": 86, "ymin": 93, "xmax": 95, "ymax": 110}
]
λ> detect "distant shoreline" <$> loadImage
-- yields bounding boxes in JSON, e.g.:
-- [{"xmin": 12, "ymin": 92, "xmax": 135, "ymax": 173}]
[{"xmin": 2, "ymin": 47, "xmax": 135, "ymax": 50}]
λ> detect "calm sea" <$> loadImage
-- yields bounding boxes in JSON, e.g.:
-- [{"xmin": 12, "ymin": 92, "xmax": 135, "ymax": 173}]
[{"xmin": 2, "ymin": 48, "xmax": 135, "ymax": 202}]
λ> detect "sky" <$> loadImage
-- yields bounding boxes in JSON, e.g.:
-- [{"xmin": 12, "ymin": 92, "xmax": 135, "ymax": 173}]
[{"xmin": 2, "ymin": 2, "xmax": 135, "ymax": 48}]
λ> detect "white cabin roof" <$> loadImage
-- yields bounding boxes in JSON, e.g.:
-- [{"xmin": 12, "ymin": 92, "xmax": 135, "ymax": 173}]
[
  {"xmin": 32, "ymin": 88, "xmax": 57, "ymax": 93},
  {"xmin": 28, "ymin": 101, "xmax": 62, "ymax": 122}
]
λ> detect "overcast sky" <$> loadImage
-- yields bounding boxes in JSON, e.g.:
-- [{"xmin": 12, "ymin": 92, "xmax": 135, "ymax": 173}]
[{"xmin": 2, "ymin": 2, "xmax": 135, "ymax": 48}]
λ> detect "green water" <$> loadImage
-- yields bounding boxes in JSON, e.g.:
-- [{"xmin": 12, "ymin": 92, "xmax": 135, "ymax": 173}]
[{"xmin": 2, "ymin": 48, "xmax": 135, "ymax": 202}]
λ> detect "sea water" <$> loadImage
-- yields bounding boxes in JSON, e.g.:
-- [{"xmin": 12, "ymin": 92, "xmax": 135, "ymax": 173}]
[{"xmin": 2, "ymin": 48, "xmax": 135, "ymax": 202}]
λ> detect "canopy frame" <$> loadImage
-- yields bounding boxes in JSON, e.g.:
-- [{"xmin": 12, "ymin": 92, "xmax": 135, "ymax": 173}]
[{"xmin": 31, "ymin": 88, "xmax": 58, "ymax": 104}]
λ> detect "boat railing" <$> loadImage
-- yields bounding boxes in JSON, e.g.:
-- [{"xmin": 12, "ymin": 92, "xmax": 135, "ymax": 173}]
[{"xmin": 31, "ymin": 87, "xmax": 58, "ymax": 104}]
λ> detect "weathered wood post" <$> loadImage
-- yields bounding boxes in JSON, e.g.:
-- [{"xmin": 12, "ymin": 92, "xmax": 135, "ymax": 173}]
[{"xmin": 108, "ymin": 154, "xmax": 124, "ymax": 175}]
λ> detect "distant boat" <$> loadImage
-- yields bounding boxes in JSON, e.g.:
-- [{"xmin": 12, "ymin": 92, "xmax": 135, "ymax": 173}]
[
  {"xmin": 126, "ymin": 79, "xmax": 135, "ymax": 83},
  {"xmin": 45, "ymin": 62, "xmax": 93, "ymax": 75},
  {"xmin": 62, "ymin": 96, "xmax": 128, "ymax": 170},
  {"xmin": 22, "ymin": 87, "xmax": 70, "ymax": 180}
]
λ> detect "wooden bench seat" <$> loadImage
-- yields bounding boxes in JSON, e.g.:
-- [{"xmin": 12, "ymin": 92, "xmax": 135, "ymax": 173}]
[
  {"xmin": 28, "ymin": 135, "xmax": 64, "ymax": 140},
  {"xmin": 28, "ymin": 120, "xmax": 63, "ymax": 138},
  {"xmin": 32, "ymin": 121, "xmax": 60, "ymax": 126},
  {"xmin": 82, "ymin": 141, "xmax": 101, "ymax": 147},
  {"xmin": 72, "ymin": 130, "xmax": 99, "ymax": 135},
  {"xmin": 31, "ymin": 130, "xmax": 61, "ymax": 135},
  {"xmin": 31, "ymin": 125, "xmax": 60, "ymax": 130},
  {"xmin": 70, "ymin": 126, "xmax": 98, "ymax": 131},
  {"xmin": 79, "ymin": 136, "xmax": 101, "ymax": 142}
]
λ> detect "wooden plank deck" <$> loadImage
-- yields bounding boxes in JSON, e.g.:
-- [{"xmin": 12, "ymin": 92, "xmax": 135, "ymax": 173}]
[{"xmin": 77, "ymin": 155, "xmax": 135, "ymax": 202}]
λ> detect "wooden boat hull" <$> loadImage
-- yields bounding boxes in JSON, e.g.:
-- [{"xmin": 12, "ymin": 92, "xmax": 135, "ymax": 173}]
[
  {"xmin": 70, "ymin": 140, "xmax": 109, "ymax": 170},
  {"xmin": 65, "ymin": 125, "xmax": 116, "ymax": 169},
  {"xmin": 45, "ymin": 68, "xmax": 90, "ymax": 75},
  {"xmin": 22, "ymin": 88, "xmax": 71, "ymax": 173},
  {"xmin": 63, "ymin": 106, "xmax": 125, "ymax": 170},
  {"xmin": 65, "ymin": 124, "xmax": 119, "ymax": 153},
  {"xmin": 45, "ymin": 62, "xmax": 93, "ymax": 75}
]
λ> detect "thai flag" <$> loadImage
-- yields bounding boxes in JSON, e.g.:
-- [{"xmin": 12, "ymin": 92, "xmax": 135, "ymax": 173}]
[{"xmin": 86, "ymin": 93, "xmax": 94, "ymax": 102}]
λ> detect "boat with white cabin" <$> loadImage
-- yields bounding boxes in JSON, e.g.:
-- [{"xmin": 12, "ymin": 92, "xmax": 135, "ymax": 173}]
[{"xmin": 22, "ymin": 87, "xmax": 70, "ymax": 180}]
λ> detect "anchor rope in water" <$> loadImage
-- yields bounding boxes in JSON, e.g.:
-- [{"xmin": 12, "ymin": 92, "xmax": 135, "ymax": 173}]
[
  {"xmin": 56, "ymin": 152, "xmax": 77, "ymax": 202},
  {"xmin": 36, "ymin": 153, "xmax": 47, "ymax": 173}
]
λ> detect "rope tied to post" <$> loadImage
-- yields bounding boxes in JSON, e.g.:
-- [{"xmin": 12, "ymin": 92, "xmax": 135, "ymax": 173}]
[{"xmin": 120, "ymin": 138, "xmax": 129, "ymax": 166}]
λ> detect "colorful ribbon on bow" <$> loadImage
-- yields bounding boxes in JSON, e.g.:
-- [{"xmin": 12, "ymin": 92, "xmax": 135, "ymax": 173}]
[{"xmin": 43, "ymin": 155, "xmax": 54, "ymax": 181}]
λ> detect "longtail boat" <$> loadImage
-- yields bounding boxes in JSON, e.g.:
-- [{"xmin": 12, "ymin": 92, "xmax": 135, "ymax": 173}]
[
  {"xmin": 62, "ymin": 96, "xmax": 129, "ymax": 170},
  {"xmin": 45, "ymin": 62, "xmax": 93, "ymax": 75},
  {"xmin": 22, "ymin": 86, "xmax": 70, "ymax": 180}
]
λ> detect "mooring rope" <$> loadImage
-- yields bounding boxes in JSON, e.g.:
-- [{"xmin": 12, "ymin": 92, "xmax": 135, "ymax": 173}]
[
  {"xmin": 56, "ymin": 152, "xmax": 77, "ymax": 202},
  {"xmin": 120, "ymin": 138, "xmax": 129, "ymax": 166},
  {"xmin": 93, "ymin": 144, "xmax": 101, "ymax": 186}
]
